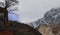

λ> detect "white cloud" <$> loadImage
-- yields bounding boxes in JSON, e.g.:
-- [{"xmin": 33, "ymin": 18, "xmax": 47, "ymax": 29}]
[{"xmin": 18, "ymin": 0, "xmax": 60, "ymax": 23}]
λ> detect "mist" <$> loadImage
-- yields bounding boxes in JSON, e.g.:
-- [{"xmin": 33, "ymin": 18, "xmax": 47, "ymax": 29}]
[{"xmin": 18, "ymin": 0, "xmax": 60, "ymax": 23}]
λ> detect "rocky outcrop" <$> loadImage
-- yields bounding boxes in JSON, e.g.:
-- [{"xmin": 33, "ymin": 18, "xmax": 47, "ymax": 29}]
[{"xmin": 38, "ymin": 23, "xmax": 60, "ymax": 35}]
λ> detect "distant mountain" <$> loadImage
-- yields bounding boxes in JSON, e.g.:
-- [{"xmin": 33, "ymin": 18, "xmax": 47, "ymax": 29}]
[
  {"xmin": 28, "ymin": 7, "xmax": 60, "ymax": 28},
  {"xmin": 28, "ymin": 18, "xmax": 48, "ymax": 28},
  {"xmin": 44, "ymin": 8, "xmax": 60, "ymax": 23}
]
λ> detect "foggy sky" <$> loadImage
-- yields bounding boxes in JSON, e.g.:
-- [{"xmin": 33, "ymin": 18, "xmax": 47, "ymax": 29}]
[{"xmin": 18, "ymin": 0, "xmax": 60, "ymax": 23}]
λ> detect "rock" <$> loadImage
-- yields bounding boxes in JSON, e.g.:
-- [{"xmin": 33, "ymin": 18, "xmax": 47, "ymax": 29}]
[
  {"xmin": 38, "ymin": 23, "xmax": 60, "ymax": 35},
  {"xmin": 44, "ymin": 8, "xmax": 60, "ymax": 23}
]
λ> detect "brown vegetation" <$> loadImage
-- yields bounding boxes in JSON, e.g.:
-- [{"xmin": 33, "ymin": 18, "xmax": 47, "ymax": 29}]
[{"xmin": 38, "ymin": 24, "xmax": 60, "ymax": 35}]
